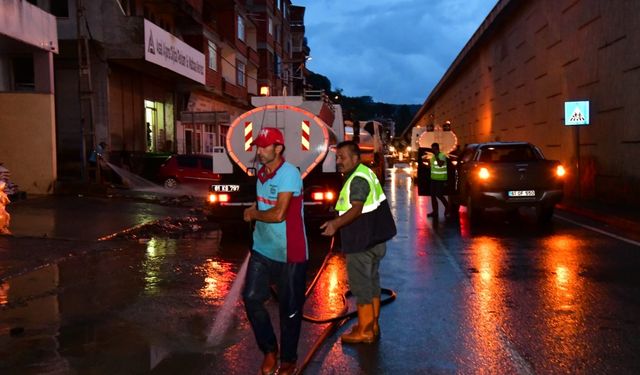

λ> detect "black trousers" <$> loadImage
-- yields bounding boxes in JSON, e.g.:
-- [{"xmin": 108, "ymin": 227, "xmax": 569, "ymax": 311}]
[
  {"xmin": 430, "ymin": 179, "xmax": 449, "ymax": 213},
  {"xmin": 242, "ymin": 250, "xmax": 307, "ymax": 363}
]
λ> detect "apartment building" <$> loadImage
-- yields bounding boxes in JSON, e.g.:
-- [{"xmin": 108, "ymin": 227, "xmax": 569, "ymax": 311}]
[
  {"xmin": 0, "ymin": 0, "xmax": 58, "ymax": 194},
  {"xmin": 1, "ymin": 0, "xmax": 307, "ymax": 187},
  {"xmin": 247, "ymin": 0, "xmax": 300, "ymax": 97}
]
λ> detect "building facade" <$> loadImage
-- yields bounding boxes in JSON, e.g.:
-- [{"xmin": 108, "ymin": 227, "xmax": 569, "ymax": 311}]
[
  {"xmin": 2, "ymin": 0, "xmax": 308, "ymax": 189},
  {"xmin": 409, "ymin": 0, "xmax": 640, "ymax": 205},
  {"xmin": 0, "ymin": 0, "xmax": 58, "ymax": 194}
]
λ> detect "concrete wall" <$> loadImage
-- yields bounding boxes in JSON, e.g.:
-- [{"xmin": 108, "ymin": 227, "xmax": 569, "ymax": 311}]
[
  {"xmin": 0, "ymin": 0, "xmax": 58, "ymax": 53},
  {"xmin": 416, "ymin": 0, "xmax": 640, "ymax": 204},
  {"xmin": 0, "ymin": 93, "xmax": 57, "ymax": 194}
]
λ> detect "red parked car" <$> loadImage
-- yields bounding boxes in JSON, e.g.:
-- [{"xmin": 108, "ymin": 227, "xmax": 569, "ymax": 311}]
[{"xmin": 158, "ymin": 154, "xmax": 221, "ymax": 189}]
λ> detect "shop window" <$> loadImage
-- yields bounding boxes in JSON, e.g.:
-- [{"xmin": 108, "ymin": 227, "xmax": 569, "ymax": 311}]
[
  {"xmin": 219, "ymin": 125, "xmax": 228, "ymax": 146},
  {"xmin": 208, "ymin": 41, "xmax": 217, "ymax": 71}
]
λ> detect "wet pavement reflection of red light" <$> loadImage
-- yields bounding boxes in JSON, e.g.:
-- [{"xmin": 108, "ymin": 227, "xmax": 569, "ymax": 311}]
[{"xmin": 199, "ymin": 259, "xmax": 234, "ymax": 302}]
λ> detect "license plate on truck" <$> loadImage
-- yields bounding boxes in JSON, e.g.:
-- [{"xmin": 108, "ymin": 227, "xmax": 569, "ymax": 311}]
[
  {"xmin": 211, "ymin": 184, "xmax": 240, "ymax": 192},
  {"xmin": 508, "ymin": 190, "xmax": 535, "ymax": 197}
]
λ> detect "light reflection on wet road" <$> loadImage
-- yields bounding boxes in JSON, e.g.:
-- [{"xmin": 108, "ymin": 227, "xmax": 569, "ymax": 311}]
[{"xmin": 1, "ymin": 172, "xmax": 639, "ymax": 374}]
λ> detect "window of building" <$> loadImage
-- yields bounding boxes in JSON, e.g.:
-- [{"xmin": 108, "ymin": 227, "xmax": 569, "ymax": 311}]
[
  {"xmin": 50, "ymin": 0, "xmax": 69, "ymax": 17},
  {"xmin": 219, "ymin": 125, "xmax": 229, "ymax": 146},
  {"xmin": 274, "ymin": 55, "xmax": 281, "ymax": 77},
  {"xmin": 276, "ymin": 0, "xmax": 281, "ymax": 11},
  {"xmin": 237, "ymin": 61, "xmax": 246, "ymax": 87},
  {"xmin": 12, "ymin": 56, "xmax": 35, "ymax": 91},
  {"xmin": 208, "ymin": 41, "xmax": 217, "ymax": 71},
  {"xmin": 237, "ymin": 15, "xmax": 245, "ymax": 41},
  {"xmin": 268, "ymin": 17, "xmax": 273, "ymax": 36}
]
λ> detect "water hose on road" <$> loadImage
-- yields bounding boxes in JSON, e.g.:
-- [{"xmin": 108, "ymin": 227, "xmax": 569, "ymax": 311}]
[{"xmin": 296, "ymin": 236, "xmax": 398, "ymax": 374}]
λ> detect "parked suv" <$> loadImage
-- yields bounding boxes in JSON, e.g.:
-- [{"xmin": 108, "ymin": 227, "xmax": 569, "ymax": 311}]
[{"xmin": 158, "ymin": 154, "xmax": 221, "ymax": 189}]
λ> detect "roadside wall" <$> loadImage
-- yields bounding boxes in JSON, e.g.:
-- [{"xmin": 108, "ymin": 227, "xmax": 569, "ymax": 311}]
[{"xmin": 415, "ymin": 0, "xmax": 640, "ymax": 204}]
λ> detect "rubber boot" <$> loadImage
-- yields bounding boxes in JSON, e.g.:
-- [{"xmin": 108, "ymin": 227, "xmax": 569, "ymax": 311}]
[
  {"xmin": 372, "ymin": 296, "xmax": 381, "ymax": 339},
  {"xmin": 260, "ymin": 350, "xmax": 277, "ymax": 375},
  {"xmin": 341, "ymin": 304, "xmax": 376, "ymax": 344}
]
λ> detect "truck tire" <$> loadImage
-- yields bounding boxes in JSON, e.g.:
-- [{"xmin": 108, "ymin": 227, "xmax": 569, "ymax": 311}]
[{"xmin": 466, "ymin": 194, "xmax": 483, "ymax": 223}]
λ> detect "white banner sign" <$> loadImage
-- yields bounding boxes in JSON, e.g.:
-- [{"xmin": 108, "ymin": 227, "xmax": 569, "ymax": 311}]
[{"xmin": 144, "ymin": 20, "xmax": 205, "ymax": 84}]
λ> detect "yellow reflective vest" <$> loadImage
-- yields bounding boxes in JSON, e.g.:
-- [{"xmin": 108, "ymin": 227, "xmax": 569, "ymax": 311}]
[
  {"xmin": 335, "ymin": 164, "xmax": 386, "ymax": 215},
  {"xmin": 430, "ymin": 152, "xmax": 448, "ymax": 181}
]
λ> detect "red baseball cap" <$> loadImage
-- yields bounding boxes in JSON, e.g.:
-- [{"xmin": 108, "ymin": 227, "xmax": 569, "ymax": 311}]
[{"xmin": 252, "ymin": 127, "xmax": 284, "ymax": 147}]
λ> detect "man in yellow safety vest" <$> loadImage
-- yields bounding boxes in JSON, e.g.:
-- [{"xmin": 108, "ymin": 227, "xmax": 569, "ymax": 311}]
[{"xmin": 320, "ymin": 141, "xmax": 396, "ymax": 344}]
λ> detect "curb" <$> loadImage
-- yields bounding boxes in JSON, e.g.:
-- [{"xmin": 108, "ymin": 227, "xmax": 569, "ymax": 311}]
[{"xmin": 557, "ymin": 203, "xmax": 639, "ymax": 234}]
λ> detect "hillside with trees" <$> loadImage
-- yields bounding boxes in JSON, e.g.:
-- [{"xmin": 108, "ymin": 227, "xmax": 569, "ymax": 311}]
[{"xmin": 306, "ymin": 71, "xmax": 420, "ymax": 137}]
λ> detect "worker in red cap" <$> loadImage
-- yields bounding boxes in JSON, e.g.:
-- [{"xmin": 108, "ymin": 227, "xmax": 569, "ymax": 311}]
[{"xmin": 242, "ymin": 127, "xmax": 307, "ymax": 375}]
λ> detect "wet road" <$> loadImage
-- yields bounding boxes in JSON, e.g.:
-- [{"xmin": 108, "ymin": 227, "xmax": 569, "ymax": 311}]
[{"xmin": 1, "ymin": 174, "xmax": 640, "ymax": 374}]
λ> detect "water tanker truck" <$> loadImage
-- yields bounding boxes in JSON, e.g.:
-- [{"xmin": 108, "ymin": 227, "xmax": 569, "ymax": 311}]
[{"xmin": 206, "ymin": 94, "xmax": 345, "ymax": 221}]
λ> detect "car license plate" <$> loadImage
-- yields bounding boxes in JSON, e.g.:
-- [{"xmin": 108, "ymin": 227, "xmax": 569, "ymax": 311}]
[
  {"xmin": 508, "ymin": 190, "xmax": 535, "ymax": 197},
  {"xmin": 211, "ymin": 184, "xmax": 240, "ymax": 192}
]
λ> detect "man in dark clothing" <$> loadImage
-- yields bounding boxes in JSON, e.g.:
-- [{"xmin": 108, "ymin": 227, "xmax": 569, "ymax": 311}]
[{"xmin": 320, "ymin": 141, "xmax": 396, "ymax": 344}]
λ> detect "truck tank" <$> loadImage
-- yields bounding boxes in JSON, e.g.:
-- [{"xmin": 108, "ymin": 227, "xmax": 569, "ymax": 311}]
[{"xmin": 222, "ymin": 96, "xmax": 340, "ymax": 178}]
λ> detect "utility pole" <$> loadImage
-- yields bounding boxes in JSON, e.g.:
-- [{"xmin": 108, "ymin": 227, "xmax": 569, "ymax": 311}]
[{"xmin": 76, "ymin": 0, "xmax": 97, "ymax": 182}]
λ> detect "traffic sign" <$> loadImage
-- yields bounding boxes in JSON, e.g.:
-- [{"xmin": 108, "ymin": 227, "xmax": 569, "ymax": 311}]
[{"xmin": 564, "ymin": 101, "xmax": 590, "ymax": 126}]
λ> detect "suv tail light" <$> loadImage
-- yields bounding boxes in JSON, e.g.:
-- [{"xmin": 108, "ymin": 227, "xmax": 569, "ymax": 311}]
[
  {"xmin": 556, "ymin": 165, "xmax": 566, "ymax": 177},
  {"xmin": 478, "ymin": 167, "xmax": 491, "ymax": 180}
]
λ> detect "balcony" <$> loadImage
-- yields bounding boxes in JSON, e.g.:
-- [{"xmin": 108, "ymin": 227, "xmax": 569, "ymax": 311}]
[
  {"xmin": 221, "ymin": 78, "xmax": 247, "ymax": 103},
  {"xmin": 248, "ymin": 48, "xmax": 260, "ymax": 66}
]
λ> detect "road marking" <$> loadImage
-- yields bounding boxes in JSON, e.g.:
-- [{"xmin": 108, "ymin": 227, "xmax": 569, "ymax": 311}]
[
  {"xmin": 555, "ymin": 214, "xmax": 640, "ymax": 247},
  {"xmin": 427, "ymin": 220, "xmax": 535, "ymax": 375}
]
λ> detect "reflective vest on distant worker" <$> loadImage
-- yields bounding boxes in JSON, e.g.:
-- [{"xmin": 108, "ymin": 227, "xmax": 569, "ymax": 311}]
[
  {"xmin": 430, "ymin": 152, "xmax": 448, "ymax": 181},
  {"xmin": 335, "ymin": 163, "xmax": 386, "ymax": 215}
]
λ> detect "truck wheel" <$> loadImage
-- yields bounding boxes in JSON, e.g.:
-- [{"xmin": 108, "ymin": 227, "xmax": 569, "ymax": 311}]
[
  {"xmin": 466, "ymin": 195, "xmax": 483, "ymax": 223},
  {"xmin": 537, "ymin": 205, "xmax": 555, "ymax": 223},
  {"xmin": 164, "ymin": 177, "xmax": 178, "ymax": 189}
]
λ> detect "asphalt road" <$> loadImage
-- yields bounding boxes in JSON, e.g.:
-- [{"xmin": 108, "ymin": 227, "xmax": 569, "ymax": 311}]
[{"xmin": 1, "ymin": 173, "xmax": 639, "ymax": 374}]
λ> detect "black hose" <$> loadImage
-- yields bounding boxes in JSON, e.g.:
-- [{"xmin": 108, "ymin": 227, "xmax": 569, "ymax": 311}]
[
  {"xmin": 295, "ymin": 237, "xmax": 398, "ymax": 374},
  {"xmin": 261, "ymin": 233, "xmax": 397, "ymax": 374}
]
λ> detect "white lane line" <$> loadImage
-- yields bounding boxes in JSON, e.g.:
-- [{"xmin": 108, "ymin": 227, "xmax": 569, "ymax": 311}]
[
  {"xmin": 555, "ymin": 214, "xmax": 640, "ymax": 247},
  {"xmin": 427, "ymin": 220, "xmax": 535, "ymax": 375}
]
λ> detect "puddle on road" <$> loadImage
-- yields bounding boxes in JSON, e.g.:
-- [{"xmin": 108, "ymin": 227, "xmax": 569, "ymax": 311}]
[
  {"xmin": 0, "ymin": 219, "xmax": 335, "ymax": 374},
  {"xmin": 0, "ymin": 223, "xmax": 253, "ymax": 373}
]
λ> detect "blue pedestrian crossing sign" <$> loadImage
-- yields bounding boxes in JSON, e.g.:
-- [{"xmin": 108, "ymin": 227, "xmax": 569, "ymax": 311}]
[{"xmin": 564, "ymin": 101, "xmax": 590, "ymax": 126}]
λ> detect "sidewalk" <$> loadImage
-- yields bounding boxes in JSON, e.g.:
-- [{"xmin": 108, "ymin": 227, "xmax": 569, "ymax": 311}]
[
  {"xmin": 5, "ymin": 193, "xmax": 194, "ymax": 241},
  {"xmin": 557, "ymin": 199, "xmax": 640, "ymax": 237}
]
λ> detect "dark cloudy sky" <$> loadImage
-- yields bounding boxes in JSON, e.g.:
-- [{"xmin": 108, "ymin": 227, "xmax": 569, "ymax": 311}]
[{"xmin": 294, "ymin": 0, "xmax": 498, "ymax": 105}]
